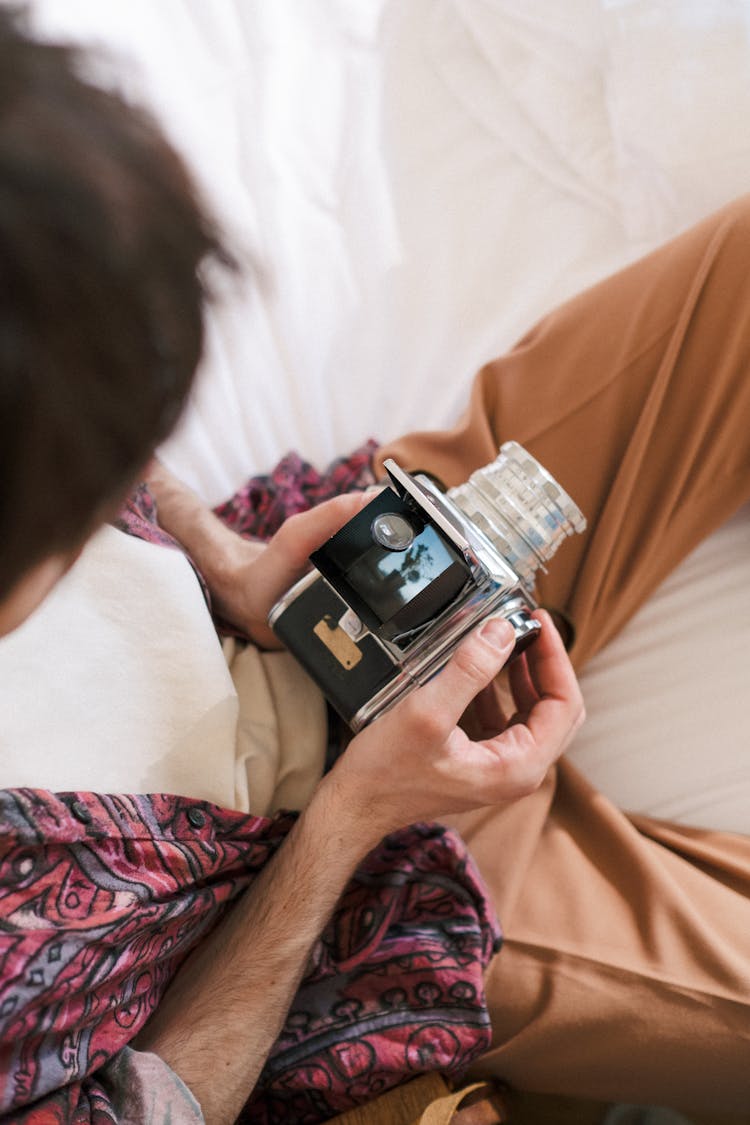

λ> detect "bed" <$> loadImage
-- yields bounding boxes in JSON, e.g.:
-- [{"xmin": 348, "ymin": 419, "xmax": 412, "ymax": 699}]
[{"xmin": 25, "ymin": 0, "xmax": 750, "ymax": 834}]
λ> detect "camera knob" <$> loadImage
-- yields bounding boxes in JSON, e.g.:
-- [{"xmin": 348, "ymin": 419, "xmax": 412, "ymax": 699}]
[
  {"xmin": 371, "ymin": 512, "xmax": 415, "ymax": 551},
  {"xmin": 504, "ymin": 608, "xmax": 542, "ymax": 657}
]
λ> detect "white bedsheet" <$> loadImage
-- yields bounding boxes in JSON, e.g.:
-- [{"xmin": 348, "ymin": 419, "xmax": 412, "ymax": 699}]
[{"xmin": 23, "ymin": 0, "xmax": 750, "ymax": 831}]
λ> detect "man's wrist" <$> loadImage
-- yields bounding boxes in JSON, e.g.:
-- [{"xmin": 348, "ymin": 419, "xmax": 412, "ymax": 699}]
[
  {"xmin": 309, "ymin": 767, "xmax": 394, "ymax": 860},
  {"xmin": 303, "ymin": 773, "xmax": 362, "ymax": 850}
]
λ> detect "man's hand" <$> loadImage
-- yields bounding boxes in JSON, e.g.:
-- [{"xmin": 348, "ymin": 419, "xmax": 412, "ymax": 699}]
[
  {"xmin": 143, "ymin": 458, "xmax": 368, "ymax": 648},
  {"xmin": 324, "ymin": 609, "xmax": 585, "ymax": 841},
  {"xmin": 215, "ymin": 492, "xmax": 370, "ymax": 647}
]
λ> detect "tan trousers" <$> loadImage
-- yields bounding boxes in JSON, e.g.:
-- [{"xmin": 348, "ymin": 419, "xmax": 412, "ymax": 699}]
[{"xmin": 375, "ymin": 197, "xmax": 750, "ymax": 1114}]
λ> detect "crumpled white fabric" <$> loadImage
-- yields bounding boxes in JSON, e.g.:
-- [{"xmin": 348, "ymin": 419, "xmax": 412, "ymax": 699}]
[
  {"xmin": 101, "ymin": 1047, "xmax": 204, "ymax": 1125},
  {"xmin": 431, "ymin": 0, "xmax": 750, "ymax": 242},
  {"xmin": 603, "ymin": 0, "xmax": 750, "ymax": 241},
  {"xmin": 0, "ymin": 525, "xmax": 239, "ymax": 807},
  {"xmin": 569, "ymin": 503, "xmax": 750, "ymax": 835},
  {"xmin": 0, "ymin": 523, "xmax": 327, "ymax": 816}
]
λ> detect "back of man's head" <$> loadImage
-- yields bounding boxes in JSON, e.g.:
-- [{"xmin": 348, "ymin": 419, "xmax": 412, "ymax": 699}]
[{"xmin": 0, "ymin": 5, "xmax": 230, "ymax": 598}]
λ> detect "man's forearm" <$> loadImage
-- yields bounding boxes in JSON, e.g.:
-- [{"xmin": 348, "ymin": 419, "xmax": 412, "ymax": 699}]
[
  {"xmin": 135, "ymin": 774, "xmax": 378, "ymax": 1124},
  {"xmin": 143, "ymin": 462, "xmax": 256, "ymax": 586}
]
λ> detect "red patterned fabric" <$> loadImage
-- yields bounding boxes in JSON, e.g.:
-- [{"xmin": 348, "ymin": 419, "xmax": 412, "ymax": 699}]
[
  {"xmin": 211, "ymin": 443, "xmax": 379, "ymax": 541},
  {"xmin": 0, "ymin": 447, "xmax": 501, "ymax": 1123},
  {"xmin": 0, "ymin": 793, "xmax": 500, "ymax": 1123}
]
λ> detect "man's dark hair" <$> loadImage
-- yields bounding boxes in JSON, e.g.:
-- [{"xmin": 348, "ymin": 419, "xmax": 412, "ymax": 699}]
[{"xmin": 0, "ymin": 5, "xmax": 232, "ymax": 596}]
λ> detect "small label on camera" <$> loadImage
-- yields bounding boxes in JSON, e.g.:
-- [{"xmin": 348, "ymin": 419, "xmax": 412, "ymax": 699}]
[
  {"xmin": 313, "ymin": 616, "xmax": 363, "ymax": 670},
  {"xmin": 339, "ymin": 609, "xmax": 366, "ymax": 641}
]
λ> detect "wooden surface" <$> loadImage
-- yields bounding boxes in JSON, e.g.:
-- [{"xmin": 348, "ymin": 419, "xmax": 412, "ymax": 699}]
[
  {"xmin": 328, "ymin": 1073, "xmax": 452, "ymax": 1125},
  {"xmin": 328, "ymin": 1080, "xmax": 750, "ymax": 1125}
]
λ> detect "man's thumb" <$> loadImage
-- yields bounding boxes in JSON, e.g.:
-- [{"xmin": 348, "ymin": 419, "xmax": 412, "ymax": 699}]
[{"xmin": 416, "ymin": 617, "xmax": 516, "ymax": 731}]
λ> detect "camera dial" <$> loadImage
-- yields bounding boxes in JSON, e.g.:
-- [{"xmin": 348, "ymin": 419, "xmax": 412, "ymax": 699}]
[{"xmin": 371, "ymin": 512, "xmax": 415, "ymax": 551}]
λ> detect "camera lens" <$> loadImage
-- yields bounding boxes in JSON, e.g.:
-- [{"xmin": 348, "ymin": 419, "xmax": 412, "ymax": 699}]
[
  {"xmin": 448, "ymin": 442, "xmax": 586, "ymax": 587},
  {"xmin": 371, "ymin": 512, "xmax": 415, "ymax": 551}
]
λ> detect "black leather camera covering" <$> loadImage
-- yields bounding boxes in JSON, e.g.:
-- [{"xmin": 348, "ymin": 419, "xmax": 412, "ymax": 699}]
[
  {"xmin": 311, "ymin": 487, "xmax": 469, "ymax": 640},
  {"xmin": 271, "ymin": 573, "xmax": 398, "ymax": 724}
]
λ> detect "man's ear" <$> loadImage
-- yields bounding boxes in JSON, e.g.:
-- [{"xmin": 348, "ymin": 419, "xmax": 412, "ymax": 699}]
[{"xmin": 0, "ymin": 550, "xmax": 81, "ymax": 638}]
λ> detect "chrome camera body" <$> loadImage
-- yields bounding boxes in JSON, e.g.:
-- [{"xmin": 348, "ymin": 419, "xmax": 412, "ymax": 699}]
[{"xmin": 269, "ymin": 442, "xmax": 586, "ymax": 731}]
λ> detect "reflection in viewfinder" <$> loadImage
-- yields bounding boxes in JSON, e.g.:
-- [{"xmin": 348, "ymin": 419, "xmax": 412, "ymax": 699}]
[{"xmin": 345, "ymin": 524, "xmax": 461, "ymax": 625}]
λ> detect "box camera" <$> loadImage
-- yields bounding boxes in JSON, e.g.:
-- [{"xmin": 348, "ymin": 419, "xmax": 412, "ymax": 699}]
[{"xmin": 268, "ymin": 442, "xmax": 586, "ymax": 731}]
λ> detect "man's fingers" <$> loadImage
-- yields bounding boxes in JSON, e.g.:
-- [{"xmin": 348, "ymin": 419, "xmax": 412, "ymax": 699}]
[
  {"xmin": 525, "ymin": 609, "xmax": 581, "ymax": 705},
  {"xmin": 270, "ymin": 493, "xmax": 370, "ymax": 572},
  {"xmin": 503, "ymin": 612, "xmax": 584, "ymax": 769},
  {"xmin": 471, "ymin": 681, "xmax": 510, "ymax": 738},
  {"xmin": 407, "ymin": 618, "xmax": 517, "ymax": 737},
  {"xmin": 253, "ymin": 493, "xmax": 371, "ymax": 609},
  {"xmin": 484, "ymin": 610, "xmax": 585, "ymax": 791},
  {"xmin": 507, "ymin": 650, "xmax": 537, "ymax": 715}
]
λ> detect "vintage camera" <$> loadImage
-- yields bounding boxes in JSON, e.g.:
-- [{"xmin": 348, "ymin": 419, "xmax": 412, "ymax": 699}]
[{"xmin": 269, "ymin": 442, "xmax": 586, "ymax": 731}]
